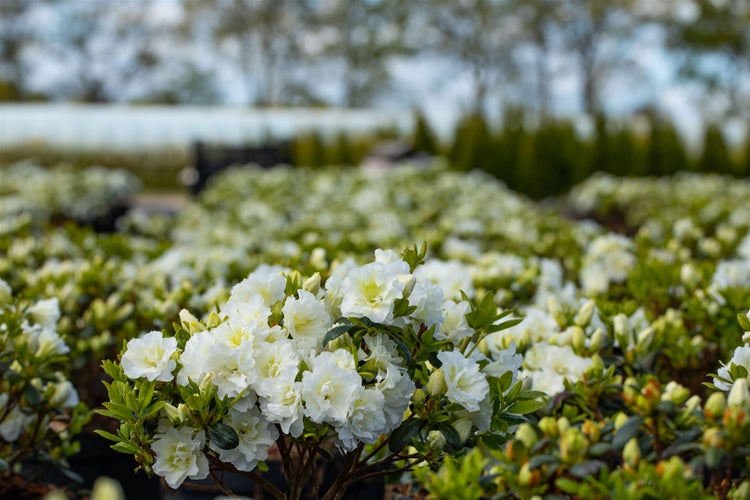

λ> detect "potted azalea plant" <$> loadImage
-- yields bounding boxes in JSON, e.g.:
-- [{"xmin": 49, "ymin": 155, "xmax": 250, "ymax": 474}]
[
  {"xmin": 0, "ymin": 279, "xmax": 90, "ymax": 498},
  {"xmin": 97, "ymin": 244, "xmax": 545, "ymax": 499}
]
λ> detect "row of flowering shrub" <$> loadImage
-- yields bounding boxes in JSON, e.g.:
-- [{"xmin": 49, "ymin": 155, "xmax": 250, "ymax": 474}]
[{"xmin": 1, "ymin": 161, "xmax": 749, "ymax": 498}]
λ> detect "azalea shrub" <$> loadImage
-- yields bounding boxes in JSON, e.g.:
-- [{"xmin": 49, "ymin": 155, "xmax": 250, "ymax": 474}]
[
  {"xmin": 96, "ymin": 245, "xmax": 544, "ymax": 499},
  {"xmin": 1, "ymin": 161, "xmax": 749, "ymax": 498},
  {"xmin": 0, "ymin": 280, "xmax": 89, "ymax": 485}
]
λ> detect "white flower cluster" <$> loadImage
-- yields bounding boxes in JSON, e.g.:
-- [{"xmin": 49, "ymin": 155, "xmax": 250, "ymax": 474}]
[
  {"xmin": 0, "ymin": 282, "xmax": 79, "ymax": 443},
  {"xmin": 580, "ymin": 234, "xmax": 636, "ymax": 296},
  {"xmin": 119, "ymin": 250, "xmax": 519, "ymax": 488}
]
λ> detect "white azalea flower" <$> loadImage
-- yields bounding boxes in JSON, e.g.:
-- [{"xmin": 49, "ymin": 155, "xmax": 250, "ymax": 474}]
[
  {"xmin": 210, "ymin": 407, "xmax": 278, "ymax": 472},
  {"xmin": 27, "ymin": 297, "xmax": 60, "ymax": 330},
  {"xmin": 121, "ymin": 331, "xmax": 177, "ymax": 382},
  {"xmin": 437, "ymin": 350, "xmax": 489, "ymax": 412},
  {"xmin": 714, "ymin": 345, "xmax": 750, "ymax": 391},
  {"xmin": 435, "ymin": 300, "xmax": 473, "ymax": 343},
  {"xmin": 258, "ymin": 377, "xmax": 304, "ymax": 437},
  {"xmin": 300, "ymin": 351, "xmax": 360, "ymax": 425},
  {"xmin": 282, "ymin": 290, "xmax": 331, "ymax": 350},
  {"xmin": 376, "ymin": 364, "xmax": 415, "ymax": 429},
  {"xmin": 228, "ymin": 264, "xmax": 287, "ymax": 308},
  {"xmin": 337, "ymin": 387, "xmax": 387, "ymax": 451},
  {"xmin": 177, "ymin": 330, "xmax": 216, "ymax": 386},
  {"xmin": 0, "ymin": 393, "xmax": 33, "ymax": 442},
  {"xmin": 408, "ymin": 280, "xmax": 444, "ymax": 328},
  {"xmin": 152, "ymin": 426, "xmax": 209, "ymax": 489},
  {"xmin": 24, "ymin": 326, "xmax": 70, "ymax": 358},
  {"xmin": 340, "ymin": 261, "xmax": 407, "ymax": 324}
]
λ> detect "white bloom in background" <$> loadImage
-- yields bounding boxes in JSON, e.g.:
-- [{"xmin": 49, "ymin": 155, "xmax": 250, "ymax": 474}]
[
  {"xmin": 0, "ymin": 393, "xmax": 33, "ymax": 442},
  {"xmin": 210, "ymin": 408, "xmax": 278, "ymax": 472},
  {"xmin": 337, "ymin": 386, "xmax": 387, "ymax": 451},
  {"xmin": 27, "ymin": 297, "xmax": 60, "ymax": 330},
  {"xmin": 0, "ymin": 279, "xmax": 12, "ymax": 304},
  {"xmin": 736, "ymin": 232, "xmax": 750, "ymax": 259},
  {"xmin": 416, "ymin": 259, "xmax": 475, "ymax": 301},
  {"xmin": 408, "ymin": 280, "xmax": 444, "ymax": 328},
  {"xmin": 49, "ymin": 377, "xmax": 79, "ymax": 408},
  {"xmin": 301, "ymin": 351, "xmax": 360, "ymax": 425},
  {"xmin": 24, "ymin": 326, "xmax": 70, "ymax": 358},
  {"xmin": 581, "ymin": 234, "xmax": 635, "ymax": 295},
  {"xmin": 711, "ymin": 259, "xmax": 750, "ymax": 291},
  {"xmin": 152, "ymin": 426, "xmax": 209, "ymax": 489},
  {"xmin": 522, "ymin": 342, "xmax": 593, "ymax": 395},
  {"xmin": 376, "ymin": 364, "xmax": 415, "ymax": 429},
  {"xmin": 374, "ymin": 249, "xmax": 402, "ymax": 264},
  {"xmin": 177, "ymin": 330, "xmax": 216, "ymax": 386},
  {"xmin": 435, "ymin": 300, "xmax": 473, "ymax": 343},
  {"xmin": 228, "ymin": 264, "xmax": 287, "ymax": 308},
  {"xmin": 437, "ymin": 350, "xmax": 489, "ymax": 412},
  {"xmin": 484, "ymin": 342, "xmax": 523, "ymax": 383},
  {"xmin": 258, "ymin": 377, "xmax": 304, "ymax": 437},
  {"xmin": 122, "ymin": 331, "xmax": 177, "ymax": 382},
  {"xmin": 714, "ymin": 345, "xmax": 750, "ymax": 391},
  {"xmin": 487, "ymin": 307, "xmax": 558, "ymax": 348},
  {"xmin": 282, "ymin": 290, "xmax": 331, "ymax": 350},
  {"xmin": 340, "ymin": 261, "xmax": 407, "ymax": 324}
]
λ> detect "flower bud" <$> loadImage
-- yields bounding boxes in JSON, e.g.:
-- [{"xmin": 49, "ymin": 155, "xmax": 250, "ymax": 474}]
[
  {"xmin": 426, "ymin": 369, "xmax": 446, "ymax": 397},
  {"xmin": 547, "ymin": 296, "xmax": 565, "ymax": 327},
  {"xmin": 559, "ymin": 428, "xmax": 587, "ymax": 464},
  {"xmin": 636, "ymin": 327, "xmax": 654, "ymax": 351},
  {"xmin": 743, "ymin": 331, "xmax": 750, "ymax": 344},
  {"xmin": 515, "ymin": 423, "xmax": 538, "ymax": 449},
  {"xmin": 91, "ymin": 477, "xmax": 126, "ymax": 500},
  {"xmin": 400, "ymin": 274, "xmax": 417, "ymax": 297},
  {"xmin": 310, "ymin": 247, "xmax": 327, "ymax": 270},
  {"xmin": 179, "ymin": 309, "xmax": 203, "ymax": 334},
  {"xmin": 582, "ymin": 420, "xmax": 601, "ymax": 443},
  {"xmin": 453, "ymin": 418, "xmax": 473, "ymax": 443},
  {"xmin": 680, "ymin": 263, "xmax": 700, "ymax": 288},
  {"xmin": 613, "ymin": 314, "xmax": 630, "ymax": 348},
  {"xmin": 661, "ymin": 381, "xmax": 689, "ymax": 405},
  {"xmin": 622, "ymin": 437, "xmax": 641, "ymax": 468},
  {"xmin": 589, "ymin": 328, "xmax": 605, "ymax": 352},
  {"xmin": 411, "ymin": 388, "xmax": 426, "ymax": 407},
  {"xmin": 427, "ymin": 430, "xmax": 446, "ymax": 451},
  {"xmin": 613, "ymin": 412, "xmax": 629, "ymax": 430},
  {"xmin": 656, "ymin": 456, "xmax": 689, "ymax": 482},
  {"xmin": 704, "ymin": 392, "xmax": 727, "ymax": 420},
  {"xmin": 0, "ymin": 278, "xmax": 11, "ymax": 304},
  {"xmin": 518, "ymin": 463, "xmax": 539, "ymax": 487},
  {"xmin": 729, "ymin": 480, "xmax": 750, "ymax": 500},
  {"xmin": 163, "ymin": 403, "xmax": 180, "ymax": 422},
  {"xmin": 302, "ymin": 273, "xmax": 321, "ymax": 295},
  {"xmin": 556, "ymin": 416, "xmax": 570, "ymax": 434},
  {"xmin": 574, "ymin": 300, "xmax": 595, "ymax": 328},
  {"xmin": 727, "ymin": 378, "xmax": 750, "ymax": 408},
  {"xmin": 538, "ymin": 417, "xmax": 558, "ymax": 437},
  {"xmin": 570, "ymin": 326, "xmax": 586, "ymax": 353},
  {"xmin": 703, "ymin": 427, "xmax": 723, "ymax": 448}
]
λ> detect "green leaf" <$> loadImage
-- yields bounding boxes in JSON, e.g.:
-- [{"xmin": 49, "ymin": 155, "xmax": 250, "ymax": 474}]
[
  {"xmin": 568, "ymin": 460, "xmax": 607, "ymax": 478},
  {"xmin": 486, "ymin": 318, "xmax": 523, "ymax": 334},
  {"xmin": 612, "ymin": 416, "xmax": 644, "ymax": 450},
  {"xmin": 323, "ymin": 322, "xmax": 354, "ymax": 346},
  {"xmin": 437, "ymin": 422, "xmax": 462, "ymax": 450},
  {"xmin": 528, "ymin": 454, "xmax": 559, "ymax": 470},
  {"xmin": 23, "ymin": 384, "xmax": 41, "ymax": 406},
  {"xmin": 94, "ymin": 430, "xmax": 121, "ymax": 442},
  {"xmin": 388, "ymin": 418, "xmax": 421, "ymax": 453},
  {"xmin": 317, "ymin": 447, "xmax": 334, "ymax": 461},
  {"xmin": 556, "ymin": 477, "xmax": 580, "ymax": 494},
  {"xmin": 209, "ymin": 423, "xmax": 239, "ymax": 450},
  {"xmin": 111, "ymin": 442, "xmax": 140, "ymax": 455},
  {"xmin": 737, "ymin": 312, "xmax": 750, "ymax": 331},
  {"xmin": 507, "ymin": 399, "xmax": 545, "ymax": 415}
]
